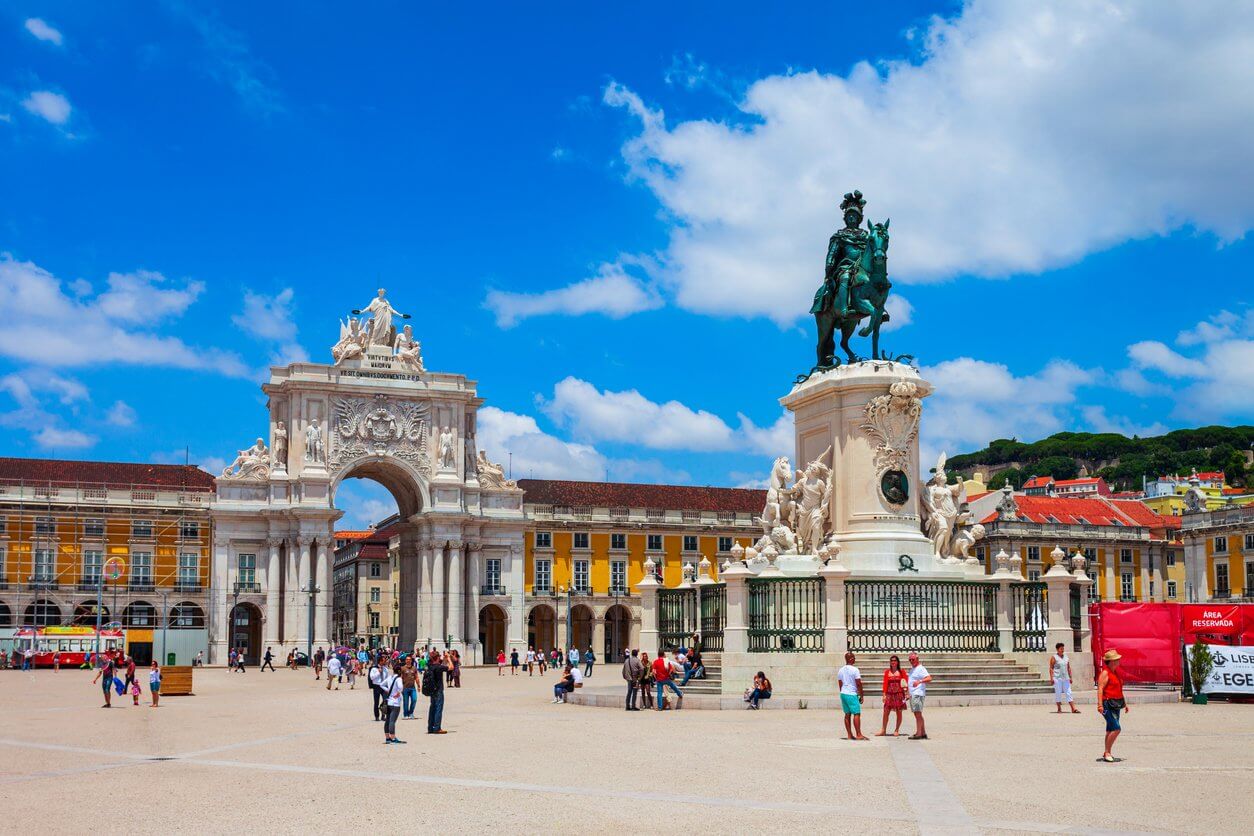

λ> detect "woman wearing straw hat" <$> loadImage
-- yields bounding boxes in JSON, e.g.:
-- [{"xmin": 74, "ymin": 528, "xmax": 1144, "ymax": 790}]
[{"xmin": 1097, "ymin": 649, "xmax": 1130, "ymax": 763}]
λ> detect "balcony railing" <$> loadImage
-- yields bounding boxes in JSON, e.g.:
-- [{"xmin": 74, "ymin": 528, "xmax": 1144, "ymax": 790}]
[
  {"xmin": 1212, "ymin": 589, "xmax": 1231, "ymax": 600},
  {"xmin": 569, "ymin": 586, "xmax": 592, "ymax": 597},
  {"xmin": 129, "ymin": 581, "xmax": 155, "ymax": 593},
  {"xmin": 480, "ymin": 585, "xmax": 508, "ymax": 596},
  {"xmin": 531, "ymin": 586, "xmax": 554, "ymax": 596},
  {"xmin": 608, "ymin": 585, "xmax": 630, "ymax": 597},
  {"xmin": 234, "ymin": 582, "xmax": 262, "ymax": 594},
  {"xmin": 175, "ymin": 582, "xmax": 204, "ymax": 593},
  {"xmin": 78, "ymin": 579, "xmax": 102, "ymax": 592}
]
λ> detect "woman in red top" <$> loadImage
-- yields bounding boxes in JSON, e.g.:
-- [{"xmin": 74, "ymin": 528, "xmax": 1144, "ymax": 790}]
[
  {"xmin": 875, "ymin": 655, "xmax": 909, "ymax": 736},
  {"xmin": 1097, "ymin": 648, "xmax": 1129, "ymax": 763}
]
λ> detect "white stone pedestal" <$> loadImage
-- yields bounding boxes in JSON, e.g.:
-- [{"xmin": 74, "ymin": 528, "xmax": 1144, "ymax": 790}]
[{"xmin": 781, "ymin": 361, "xmax": 960, "ymax": 578}]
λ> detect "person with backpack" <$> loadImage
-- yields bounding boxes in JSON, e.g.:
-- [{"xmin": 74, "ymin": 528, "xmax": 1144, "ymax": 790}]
[
  {"xmin": 368, "ymin": 657, "xmax": 386, "ymax": 720},
  {"xmin": 422, "ymin": 650, "xmax": 448, "ymax": 734},
  {"xmin": 382, "ymin": 661, "xmax": 406, "ymax": 744}
]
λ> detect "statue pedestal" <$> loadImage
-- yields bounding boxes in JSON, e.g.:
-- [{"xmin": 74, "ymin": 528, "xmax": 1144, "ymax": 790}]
[{"xmin": 782, "ymin": 361, "xmax": 958, "ymax": 577}]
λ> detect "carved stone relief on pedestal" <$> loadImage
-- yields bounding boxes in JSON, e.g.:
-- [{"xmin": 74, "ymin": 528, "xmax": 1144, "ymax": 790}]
[{"xmin": 859, "ymin": 379, "xmax": 922, "ymax": 506}]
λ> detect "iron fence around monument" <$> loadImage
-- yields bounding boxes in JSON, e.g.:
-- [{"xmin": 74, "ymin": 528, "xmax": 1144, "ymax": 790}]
[
  {"xmin": 699, "ymin": 584, "xmax": 726, "ymax": 652},
  {"xmin": 658, "ymin": 588, "xmax": 695, "ymax": 654},
  {"xmin": 747, "ymin": 577, "xmax": 825, "ymax": 653},
  {"xmin": 846, "ymin": 580, "xmax": 997, "ymax": 653},
  {"xmin": 1011, "ymin": 582, "xmax": 1048, "ymax": 652}
]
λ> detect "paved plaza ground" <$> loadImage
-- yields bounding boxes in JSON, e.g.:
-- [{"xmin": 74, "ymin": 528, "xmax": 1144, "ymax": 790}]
[{"xmin": 0, "ymin": 666, "xmax": 1250, "ymax": 834}]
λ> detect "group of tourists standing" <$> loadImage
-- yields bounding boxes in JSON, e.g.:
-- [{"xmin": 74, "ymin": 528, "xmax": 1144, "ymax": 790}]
[{"xmin": 88, "ymin": 650, "xmax": 161, "ymax": 708}]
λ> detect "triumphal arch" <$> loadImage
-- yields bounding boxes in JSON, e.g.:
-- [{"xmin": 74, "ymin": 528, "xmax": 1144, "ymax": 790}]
[{"xmin": 209, "ymin": 289, "xmax": 525, "ymax": 663}]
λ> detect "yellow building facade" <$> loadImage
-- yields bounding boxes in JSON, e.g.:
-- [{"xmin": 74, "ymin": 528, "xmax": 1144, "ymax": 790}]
[{"xmin": 1183, "ymin": 505, "xmax": 1254, "ymax": 602}]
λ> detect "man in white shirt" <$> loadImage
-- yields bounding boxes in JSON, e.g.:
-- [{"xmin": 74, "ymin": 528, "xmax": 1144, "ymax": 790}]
[
  {"xmin": 836, "ymin": 652, "xmax": 868, "ymax": 741},
  {"xmin": 907, "ymin": 652, "xmax": 932, "ymax": 740},
  {"xmin": 325, "ymin": 655, "xmax": 341, "ymax": 690}
]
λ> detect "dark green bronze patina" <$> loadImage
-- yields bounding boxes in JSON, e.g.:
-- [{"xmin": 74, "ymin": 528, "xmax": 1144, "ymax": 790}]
[
  {"xmin": 809, "ymin": 189, "xmax": 897, "ymax": 371},
  {"xmin": 881, "ymin": 470, "xmax": 909, "ymax": 506}
]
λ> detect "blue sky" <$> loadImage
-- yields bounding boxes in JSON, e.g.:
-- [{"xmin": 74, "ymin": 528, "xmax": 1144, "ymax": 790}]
[{"xmin": 1, "ymin": 2, "xmax": 1251, "ymax": 526}]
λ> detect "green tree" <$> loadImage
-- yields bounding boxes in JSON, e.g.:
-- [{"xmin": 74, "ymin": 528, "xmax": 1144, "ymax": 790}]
[{"xmin": 1033, "ymin": 455, "xmax": 1078, "ymax": 482}]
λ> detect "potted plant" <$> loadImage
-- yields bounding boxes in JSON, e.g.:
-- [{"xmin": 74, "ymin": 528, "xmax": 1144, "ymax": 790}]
[{"xmin": 1188, "ymin": 640, "xmax": 1214, "ymax": 705}]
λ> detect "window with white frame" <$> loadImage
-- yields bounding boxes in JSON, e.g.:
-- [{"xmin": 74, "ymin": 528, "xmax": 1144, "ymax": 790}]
[
  {"xmin": 1214, "ymin": 536, "xmax": 1228, "ymax": 553},
  {"xmin": 1027, "ymin": 546, "xmax": 1040, "ymax": 561},
  {"xmin": 1120, "ymin": 548, "xmax": 1133, "ymax": 564},
  {"xmin": 83, "ymin": 550, "xmax": 103, "ymax": 583},
  {"xmin": 131, "ymin": 551, "xmax": 153, "ymax": 585},
  {"xmin": 1120, "ymin": 572, "xmax": 1135, "ymax": 601},
  {"xmin": 33, "ymin": 548, "xmax": 55, "ymax": 582},
  {"xmin": 1166, "ymin": 552, "xmax": 1176, "ymax": 566},
  {"xmin": 534, "ymin": 558, "xmax": 551, "ymax": 592},
  {"xmin": 610, "ymin": 533, "xmax": 626, "ymax": 550},
  {"xmin": 1216, "ymin": 563, "xmax": 1230, "ymax": 595},
  {"xmin": 132, "ymin": 519, "xmax": 153, "ymax": 538},
  {"xmin": 486, "ymin": 557, "xmax": 501, "ymax": 591},
  {"xmin": 178, "ymin": 553, "xmax": 198, "ymax": 587},
  {"xmin": 573, "ymin": 532, "xmax": 589, "ymax": 550},
  {"xmin": 370, "ymin": 586, "xmax": 381, "ymax": 603},
  {"xmin": 647, "ymin": 534, "xmax": 663, "ymax": 551},
  {"xmin": 574, "ymin": 559, "xmax": 590, "ymax": 591},
  {"xmin": 35, "ymin": 516, "xmax": 54, "ymax": 535},
  {"xmin": 369, "ymin": 611, "xmax": 380, "ymax": 630},
  {"xmin": 718, "ymin": 536, "xmax": 733, "ymax": 552},
  {"xmin": 236, "ymin": 553, "xmax": 255, "ymax": 589},
  {"xmin": 1166, "ymin": 580, "xmax": 1177, "ymax": 599},
  {"xmin": 84, "ymin": 518, "xmax": 105, "ymax": 537},
  {"xmin": 611, "ymin": 560, "xmax": 626, "ymax": 592},
  {"xmin": 1028, "ymin": 569, "xmax": 1041, "ymax": 581},
  {"xmin": 370, "ymin": 562, "xmax": 381, "ymax": 578},
  {"xmin": 1083, "ymin": 547, "xmax": 1098, "ymax": 564},
  {"xmin": 682, "ymin": 535, "xmax": 698, "ymax": 552},
  {"xmin": 535, "ymin": 531, "xmax": 552, "ymax": 548}
]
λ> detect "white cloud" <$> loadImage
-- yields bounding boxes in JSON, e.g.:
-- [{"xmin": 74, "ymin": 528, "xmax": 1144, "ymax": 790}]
[
  {"xmin": 232, "ymin": 287, "xmax": 308, "ymax": 363},
  {"xmin": 880, "ymin": 295, "xmax": 913, "ymax": 333},
  {"xmin": 33, "ymin": 426, "xmax": 94, "ymax": 449},
  {"xmin": 172, "ymin": 4, "xmax": 283, "ymax": 115},
  {"xmin": 920, "ymin": 358, "xmax": 1096, "ymax": 466},
  {"xmin": 1079, "ymin": 405, "xmax": 1167, "ymax": 439},
  {"xmin": 1112, "ymin": 368, "xmax": 1170, "ymax": 398},
  {"xmin": 0, "ymin": 254, "xmax": 249, "ymax": 376},
  {"xmin": 106, "ymin": 400, "xmax": 137, "ymax": 427},
  {"xmin": 1125, "ymin": 311, "xmax": 1254, "ymax": 421},
  {"xmin": 485, "ymin": 261, "xmax": 661, "ymax": 327},
  {"xmin": 24, "ymin": 18, "xmax": 63, "ymax": 45},
  {"xmin": 583, "ymin": 2, "xmax": 1254, "ymax": 326},
  {"xmin": 477, "ymin": 406, "xmax": 607, "ymax": 481},
  {"xmin": 738, "ymin": 412, "xmax": 793, "ymax": 458},
  {"xmin": 22, "ymin": 90, "xmax": 71, "ymax": 125}
]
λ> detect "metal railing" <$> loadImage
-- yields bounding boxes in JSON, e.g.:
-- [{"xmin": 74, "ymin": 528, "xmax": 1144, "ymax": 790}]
[
  {"xmin": 658, "ymin": 588, "xmax": 696, "ymax": 653},
  {"xmin": 748, "ymin": 577, "xmax": 824, "ymax": 653},
  {"xmin": 699, "ymin": 583, "xmax": 726, "ymax": 652},
  {"xmin": 1011, "ymin": 582, "xmax": 1048, "ymax": 652},
  {"xmin": 846, "ymin": 580, "xmax": 998, "ymax": 653},
  {"xmin": 480, "ymin": 585, "xmax": 508, "ymax": 596}
]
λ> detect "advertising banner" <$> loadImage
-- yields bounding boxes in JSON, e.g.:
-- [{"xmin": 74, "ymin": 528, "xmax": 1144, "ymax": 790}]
[
  {"xmin": 1199, "ymin": 645, "xmax": 1254, "ymax": 695},
  {"xmin": 1181, "ymin": 605, "xmax": 1242, "ymax": 641}
]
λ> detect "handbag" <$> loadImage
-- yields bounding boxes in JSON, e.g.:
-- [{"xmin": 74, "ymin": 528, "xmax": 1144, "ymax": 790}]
[{"xmin": 1102, "ymin": 697, "xmax": 1126, "ymax": 712}]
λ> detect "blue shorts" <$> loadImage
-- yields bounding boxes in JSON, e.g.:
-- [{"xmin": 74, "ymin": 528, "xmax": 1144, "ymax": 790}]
[
  {"xmin": 840, "ymin": 693, "xmax": 861, "ymax": 715},
  {"xmin": 150, "ymin": 683, "xmax": 161, "ymax": 694},
  {"xmin": 1103, "ymin": 706, "xmax": 1121, "ymax": 732}
]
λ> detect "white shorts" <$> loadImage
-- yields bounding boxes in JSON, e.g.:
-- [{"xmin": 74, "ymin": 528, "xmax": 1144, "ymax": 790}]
[{"xmin": 1053, "ymin": 679, "xmax": 1072, "ymax": 702}]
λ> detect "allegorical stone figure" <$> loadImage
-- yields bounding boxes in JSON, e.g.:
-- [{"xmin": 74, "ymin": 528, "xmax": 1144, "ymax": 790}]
[
  {"xmin": 352, "ymin": 288, "xmax": 411, "ymax": 348},
  {"xmin": 305, "ymin": 419, "xmax": 325, "ymax": 464},
  {"xmin": 222, "ymin": 438, "xmax": 269, "ymax": 479},
  {"xmin": 921, "ymin": 452, "xmax": 962, "ymax": 559},
  {"xmin": 437, "ymin": 426, "xmax": 457, "ymax": 470},
  {"xmin": 393, "ymin": 324, "xmax": 424, "ymax": 371},
  {"xmin": 272, "ymin": 421, "xmax": 288, "ymax": 469}
]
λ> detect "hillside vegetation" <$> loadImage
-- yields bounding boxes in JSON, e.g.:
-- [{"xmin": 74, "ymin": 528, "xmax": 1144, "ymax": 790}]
[{"xmin": 949, "ymin": 426, "xmax": 1253, "ymax": 492}]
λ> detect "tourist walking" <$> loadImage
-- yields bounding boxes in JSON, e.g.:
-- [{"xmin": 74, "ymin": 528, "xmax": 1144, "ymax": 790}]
[
  {"xmin": 537, "ymin": 649, "xmax": 546, "ymax": 674},
  {"xmin": 838, "ymin": 652, "xmax": 868, "ymax": 740},
  {"xmin": 347, "ymin": 658, "xmax": 359, "ymax": 689},
  {"xmin": 450, "ymin": 650, "xmax": 462, "ymax": 687},
  {"xmin": 149, "ymin": 660, "xmax": 161, "ymax": 707},
  {"xmin": 876, "ymin": 655, "xmax": 909, "ymax": 736},
  {"xmin": 423, "ymin": 651, "xmax": 449, "ymax": 734},
  {"xmin": 652, "ymin": 652, "xmax": 683, "ymax": 710},
  {"xmin": 746, "ymin": 671, "xmax": 772, "ymax": 709},
  {"xmin": 383, "ymin": 661, "xmax": 406, "ymax": 744},
  {"xmin": 368, "ymin": 657, "xmax": 386, "ymax": 719},
  {"xmin": 92, "ymin": 653, "xmax": 117, "ymax": 708},
  {"xmin": 623, "ymin": 649, "xmax": 643, "ymax": 711},
  {"xmin": 122, "ymin": 654, "xmax": 137, "ymax": 693},
  {"xmin": 511, "ymin": 649, "xmax": 520, "ymax": 675},
  {"xmin": 228, "ymin": 648, "xmax": 237, "ymax": 672},
  {"xmin": 526, "ymin": 647, "xmax": 536, "ymax": 675},
  {"xmin": 286, "ymin": 650, "xmax": 295, "ymax": 670},
  {"xmin": 583, "ymin": 648, "xmax": 595, "ymax": 677},
  {"xmin": 401, "ymin": 658, "xmax": 418, "ymax": 719},
  {"xmin": 326, "ymin": 654, "xmax": 341, "ymax": 689},
  {"xmin": 313, "ymin": 647, "xmax": 325, "ymax": 679},
  {"xmin": 907, "ymin": 652, "xmax": 932, "ymax": 740},
  {"xmin": 235, "ymin": 648, "xmax": 247, "ymax": 672},
  {"xmin": 261, "ymin": 647, "xmax": 276, "ymax": 672},
  {"xmin": 1097, "ymin": 649, "xmax": 1129, "ymax": 763},
  {"xmin": 1050, "ymin": 642, "xmax": 1080, "ymax": 714},
  {"xmin": 497, "ymin": 650, "xmax": 507, "ymax": 675}
]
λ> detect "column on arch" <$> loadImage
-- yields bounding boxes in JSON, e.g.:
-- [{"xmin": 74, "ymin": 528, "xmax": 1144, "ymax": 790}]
[
  {"xmin": 397, "ymin": 527, "xmax": 421, "ymax": 650},
  {"xmin": 294, "ymin": 536, "xmax": 312, "ymax": 651},
  {"xmin": 467, "ymin": 543, "xmax": 482, "ymax": 654},
  {"xmin": 446, "ymin": 540, "xmax": 464, "ymax": 647},
  {"xmin": 211, "ymin": 535, "xmax": 231, "ymax": 664},
  {"xmin": 430, "ymin": 540, "xmax": 446, "ymax": 646},
  {"xmin": 314, "ymin": 537, "xmax": 332, "ymax": 646},
  {"xmin": 507, "ymin": 543, "xmax": 526, "ymax": 652},
  {"xmin": 264, "ymin": 537, "xmax": 282, "ymax": 648},
  {"xmin": 284, "ymin": 536, "xmax": 300, "ymax": 645}
]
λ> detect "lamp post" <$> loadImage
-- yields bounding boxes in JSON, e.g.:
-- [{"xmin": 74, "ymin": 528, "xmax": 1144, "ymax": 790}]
[{"xmin": 229, "ymin": 581, "xmax": 242, "ymax": 661}]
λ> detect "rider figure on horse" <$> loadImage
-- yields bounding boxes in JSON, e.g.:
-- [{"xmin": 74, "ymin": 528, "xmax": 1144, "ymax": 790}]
[{"xmin": 812, "ymin": 190, "xmax": 875, "ymax": 321}]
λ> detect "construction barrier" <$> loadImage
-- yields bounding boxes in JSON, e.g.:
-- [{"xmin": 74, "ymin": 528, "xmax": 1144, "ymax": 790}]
[{"xmin": 1089, "ymin": 602, "xmax": 1254, "ymax": 685}]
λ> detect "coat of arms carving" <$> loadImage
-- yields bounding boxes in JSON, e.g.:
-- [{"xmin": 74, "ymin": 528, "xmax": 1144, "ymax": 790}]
[{"xmin": 330, "ymin": 394, "xmax": 431, "ymax": 474}]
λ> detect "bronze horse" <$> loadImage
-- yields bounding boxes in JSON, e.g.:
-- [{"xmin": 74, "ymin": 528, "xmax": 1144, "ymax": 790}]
[{"xmin": 814, "ymin": 219, "xmax": 891, "ymax": 367}]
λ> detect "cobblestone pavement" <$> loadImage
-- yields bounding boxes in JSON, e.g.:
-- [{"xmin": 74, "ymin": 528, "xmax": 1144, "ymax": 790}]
[{"xmin": 0, "ymin": 667, "xmax": 1249, "ymax": 834}]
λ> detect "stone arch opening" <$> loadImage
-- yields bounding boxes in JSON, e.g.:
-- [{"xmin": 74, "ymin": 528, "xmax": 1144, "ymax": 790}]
[
  {"xmin": 528, "ymin": 604, "xmax": 556, "ymax": 654},
  {"xmin": 570, "ymin": 603, "xmax": 594, "ymax": 654},
  {"xmin": 479, "ymin": 603, "xmax": 507, "ymax": 663},
  {"xmin": 330, "ymin": 456, "xmax": 428, "ymax": 521},
  {"xmin": 230, "ymin": 602, "xmax": 263, "ymax": 665},
  {"xmin": 72, "ymin": 601, "xmax": 109, "ymax": 626},
  {"xmin": 25, "ymin": 598, "xmax": 61, "ymax": 626},
  {"xmin": 604, "ymin": 603, "xmax": 632, "ymax": 663}
]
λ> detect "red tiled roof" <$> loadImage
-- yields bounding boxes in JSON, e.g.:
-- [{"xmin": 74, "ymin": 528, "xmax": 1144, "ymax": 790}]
[
  {"xmin": 1022, "ymin": 476, "xmax": 1053, "ymax": 488},
  {"xmin": 0, "ymin": 456, "xmax": 215, "ymax": 490},
  {"xmin": 334, "ymin": 530, "xmax": 375, "ymax": 541},
  {"xmin": 1055, "ymin": 477, "xmax": 1102, "ymax": 486},
  {"xmin": 1106, "ymin": 499, "xmax": 1161, "ymax": 527},
  {"xmin": 1196, "ymin": 471, "xmax": 1225, "ymax": 480},
  {"xmin": 1157, "ymin": 514, "xmax": 1182, "ymax": 530},
  {"xmin": 980, "ymin": 495, "xmax": 1149, "ymax": 527},
  {"xmin": 357, "ymin": 543, "xmax": 389, "ymax": 560},
  {"xmin": 518, "ymin": 479, "xmax": 764, "ymax": 514}
]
